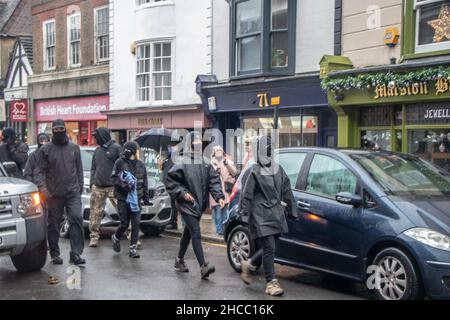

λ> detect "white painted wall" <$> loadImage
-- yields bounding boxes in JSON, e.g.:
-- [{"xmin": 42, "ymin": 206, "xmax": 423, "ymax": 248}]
[{"xmin": 111, "ymin": 0, "xmax": 211, "ymax": 110}]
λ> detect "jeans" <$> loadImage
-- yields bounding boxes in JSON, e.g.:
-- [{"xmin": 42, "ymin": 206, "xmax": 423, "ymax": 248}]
[
  {"xmin": 47, "ymin": 194, "xmax": 84, "ymax": 259},
  {"xmin": 115, "ymin": 200, "xmax": 141, "ymax": 246},
  {"xmin": 249, "ymin": 235, "xmax": 278, "ymax": 283},
  {"xmin": 178, "ymin": 213, "xmax": 205, "ymax": 267},
  {"xmin": 212, "ymin": 204, "xmax": 228, "ymax": 235}
]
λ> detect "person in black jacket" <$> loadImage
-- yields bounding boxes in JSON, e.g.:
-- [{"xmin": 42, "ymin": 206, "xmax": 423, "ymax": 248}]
[
  {"xmin": 162, "ymin": 140, "xmax": 181, "ymax": 230},
  {"xmin": 34, "ymin": 119, "xmax": 86, "ymax": 265},
  {"xmin": 166, "ymin": 131, "xmax": 225, "ymax": 279},
  {"xmin": 239, "ymin": 135, "xmax": 297, "ymax": 296},
  {"xmin": 23, "ymin": 133, "xmax": 50, "ymax": 183},
  {"xmin": 89, "ymin": 127, "xmax": 122, "ymax": 247},
  {"xmin": 0, "ymin": 127, "xmax": 29, "ymax": 178},
  {"xmin": 111, "ymin": 141, "xmax": 150, "ymax": 259}
]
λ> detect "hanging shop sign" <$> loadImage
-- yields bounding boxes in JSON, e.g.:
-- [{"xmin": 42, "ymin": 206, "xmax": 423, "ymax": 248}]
[{"xmin": 10, "ymin": 100, "xmax": 28, "ymax": 122}]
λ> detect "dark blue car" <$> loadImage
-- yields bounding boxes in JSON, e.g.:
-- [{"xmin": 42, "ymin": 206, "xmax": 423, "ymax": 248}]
[{"xmin": 224, "ymin": 148, "xmax": 450, "ymax": 300}]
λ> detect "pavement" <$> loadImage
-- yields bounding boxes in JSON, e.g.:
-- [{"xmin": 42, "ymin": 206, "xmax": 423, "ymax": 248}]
[{"xmin": 0, "ymin": 232, "xmax": 372, "ymax": 300}]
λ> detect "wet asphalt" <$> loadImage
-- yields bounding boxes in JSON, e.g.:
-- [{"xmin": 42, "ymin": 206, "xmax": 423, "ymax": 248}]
[{"xmin": 0, "ymin": 232, "xmax": 372, "ymax": 300}]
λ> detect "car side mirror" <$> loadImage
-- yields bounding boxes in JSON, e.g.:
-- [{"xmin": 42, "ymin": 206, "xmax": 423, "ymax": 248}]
[
  {"xmin": 2, "ymin": 162, "xmax": 18, "ymax": 177},
  {"xmin": 336, "ymin": 192, "xmax": 363, "ymax": 207}
]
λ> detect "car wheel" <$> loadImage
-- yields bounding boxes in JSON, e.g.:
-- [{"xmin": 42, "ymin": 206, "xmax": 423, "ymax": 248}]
[
  {"xmin": 59, "ymin": 214, "xmax": 70, "ymax": 239},
  {"xmin": 227, "ymin": 225, "xmax": 256, "ymax": 272},
  {"xmin": 141, "ymin": 225, "xmax": 164, "ymax": 237},
  {"xmin": 11, "ymin": 239, "xmax": 47, "ymax": 273},
  {"xmin": 372, "ymin": 247, "xmax": 424, "ymax": 300}
]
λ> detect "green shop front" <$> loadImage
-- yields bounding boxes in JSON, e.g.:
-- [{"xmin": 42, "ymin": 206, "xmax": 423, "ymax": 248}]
[{"xmin": 320, "ymin": 55, "xmax": 450, "ymax": 172}]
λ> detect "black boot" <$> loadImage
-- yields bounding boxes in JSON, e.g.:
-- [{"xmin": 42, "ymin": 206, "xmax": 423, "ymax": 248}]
[
  {"xmin": 174, "ymin": 258, "xmax": 189, "ymax": 272},
  {"xmin": 51, "ymin": 256, "xmax": 63, "ymax": 265},
  {"xmin": 112, "ymin": 234, "xmax": 120, "ymax": 253},
  {"xmin": 69, "ymin": 254, "xmax": 86, "ymax": 265}
]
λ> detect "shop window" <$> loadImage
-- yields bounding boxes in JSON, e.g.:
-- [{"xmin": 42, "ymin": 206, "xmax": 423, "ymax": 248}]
[
  {"xmin": 360, "ymin": 106, "xmax": 392, "ymax": 127},
  {"xmin": 95, "ymin": 6, "xmax": 109, "ymax": 63},
  {"xmin": 361, "ymin": 130, "xmax": 392, "ymax": 151},
  {"xmin": 414, "ymin": 0, "xmax": 450, "ymax": 53},
  {"xmin": 231, "ymin": 0, "xmax": 296, "ymax": 77},
  {"xmin": 306, "ymin": 154, "xmax": 357, "ymax": 198},
  {"xmin": 408, "ymin": 129, "xmax": 450, "ymax": 172},
  {"xmin": 68, "ymin": 12, "xmax": 81, "ymax": 67},
  {"xmin": 43, "ymin": 20, "xmax": 56, "ymax": 71}
]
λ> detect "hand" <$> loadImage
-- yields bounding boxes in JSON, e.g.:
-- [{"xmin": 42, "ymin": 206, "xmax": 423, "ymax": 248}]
[
  {"xmin": 219, "ymin": 199, "xmax": 225, "ymax": 209},
  {"xmin": 142, "ymin": 199, "xmax": 151, "ymax": 206},
  {"xmin": 184, "ymin": 193, "xmax": 194, "ymax": 203}
]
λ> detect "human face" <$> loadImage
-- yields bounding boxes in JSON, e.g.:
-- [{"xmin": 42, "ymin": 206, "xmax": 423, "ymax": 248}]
[{"xmin": 53, "ymin": 127, "xmax": 66, "ymax": 133}]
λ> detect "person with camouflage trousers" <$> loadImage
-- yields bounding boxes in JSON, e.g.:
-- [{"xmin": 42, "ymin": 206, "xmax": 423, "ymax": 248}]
[{"xmin": 89, "ymin": 127, "xmax": 122, "ymax": 247}]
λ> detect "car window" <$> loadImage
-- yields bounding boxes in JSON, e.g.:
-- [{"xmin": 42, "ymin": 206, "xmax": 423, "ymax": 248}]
[
  {"xmin": 306, "ymin": 154, "xmax": 357, "ymax": 198},
  {"xmin": 276, "ymin": 152, "xmax": 307, "ymax": 189}
]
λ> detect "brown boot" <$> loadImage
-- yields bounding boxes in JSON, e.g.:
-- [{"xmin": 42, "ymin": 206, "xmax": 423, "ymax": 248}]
[
  {"xmin": 89, "ymin": 238, "xmax": 99, "ymax": 247},
  {"xmin": 265, "ymin": 279, "xmax": 284, "ymax": 296},
  {"xmin": 240, "ymin": 261, "xmax": 255, "ymax": 285}
]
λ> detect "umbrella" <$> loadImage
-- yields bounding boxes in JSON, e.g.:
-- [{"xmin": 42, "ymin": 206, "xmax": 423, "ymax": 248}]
[{"xmin": 134, "ymin": 128, "xmax": 174, "ymax": 153}]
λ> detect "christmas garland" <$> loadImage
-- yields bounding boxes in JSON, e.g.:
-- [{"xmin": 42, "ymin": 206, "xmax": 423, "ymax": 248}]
[{"xmin": 321, "ymin": 66, "xmax": 450, "ymax": 92}]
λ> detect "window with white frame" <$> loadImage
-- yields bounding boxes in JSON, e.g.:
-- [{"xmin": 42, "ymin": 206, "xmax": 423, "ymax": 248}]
[
  {"xmin": 43, "ymin": 20, "xmax": 56, "ymax": 70},
  {"xmin": 95, "ymin": 6, "xmax": 109, "ymax": 62},
  {"xmin": 136, "ymin": 42, "xmax": 172, "ymax": 103},
  {"xmin": 415, "ymin": 0, "xmax": 450, "ymax": 53},
  {"xmin": 68, "ymin": 12, "xmax": 81, "ymax": 67}
]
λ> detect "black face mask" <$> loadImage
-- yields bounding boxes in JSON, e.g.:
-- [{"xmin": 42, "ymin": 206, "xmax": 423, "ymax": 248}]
[{"xmin": 52, "ymin": 131, "xmax": 68, "ymax": 145}]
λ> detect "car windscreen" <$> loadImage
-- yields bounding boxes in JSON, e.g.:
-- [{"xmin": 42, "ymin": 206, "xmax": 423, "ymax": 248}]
[
  {"xmin": 351, "ymin": 153, "xmax": 450, "ymax": 197},
  {"xmin": 140, "ymin": 147, "xmax": 163, "ymax": 182}
]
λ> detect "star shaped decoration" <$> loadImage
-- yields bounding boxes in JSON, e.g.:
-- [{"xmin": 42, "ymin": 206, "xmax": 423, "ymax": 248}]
[{"xmin": 427, "ymin": 4, "xmax": 450, "ymax": 43}]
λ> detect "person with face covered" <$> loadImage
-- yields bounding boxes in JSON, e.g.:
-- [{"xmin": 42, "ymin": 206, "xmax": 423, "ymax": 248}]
[
  {"xmin": 111, "ymin": 141, "xmax": 149, "ymax": 258},
  {"xmin": 0, "ymin": 127, "xmax": 29, "ymax": 178},
  {"xmin": 23, "ymin": 133, "xmax": 50, "ymax": 183},
  {"xmin": 166, "ymin": 131, "xmax": 225, "ymax": 279},
  {"xmin": 88, "ymin": 127, "xmax": 122, "ymax": 247},
  {"xmin": 34, "ymin": 119, "xmax": 86, "ymax": 265},
  {"xmin": 238, "ymin": 135, "xmax": 297, "ymax": 296}
]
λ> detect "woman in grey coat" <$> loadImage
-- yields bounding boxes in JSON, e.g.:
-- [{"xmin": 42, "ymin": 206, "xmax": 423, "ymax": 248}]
[{"xmin": 239, "ymin": 135, "xmax": 297, "ymax": 296}]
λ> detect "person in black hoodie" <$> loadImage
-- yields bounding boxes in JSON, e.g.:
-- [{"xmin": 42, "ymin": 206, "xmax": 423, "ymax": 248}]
[
  {"xmin": 111, "ymin": 141, "xmax": 149, "ymax": 258},
  {"xmin": 239, "ymin": 135, "xmax": 297, "ymax": 296},
  {"xmin": 89, "ymin": 127, "xmax": 122, "ymax": 247},
  {"xmin": 23, "ymin": 133, "xmax": 50, "ymax": 183},
  {"xmin": 35, "ymin": 119, "xmax": 86, "ymax": 266},
  {"xmin": 166, "ymin": 131, "xmax": 225, "ymax": 279},
  {"xmin": 0, "ymin": 127, "xmax": 29, "ymax": 178}
]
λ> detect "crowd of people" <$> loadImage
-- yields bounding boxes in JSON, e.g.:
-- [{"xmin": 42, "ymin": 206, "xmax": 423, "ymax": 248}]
[{"xmin": 0, "ymin": 121, "xmax": 297, "ymax": 296}]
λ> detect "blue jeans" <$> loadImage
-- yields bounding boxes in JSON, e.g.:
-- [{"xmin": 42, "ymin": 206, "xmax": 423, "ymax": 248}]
[{"xmin": 212, "ymin": 204, "xmax": 228, "ymax": 235}]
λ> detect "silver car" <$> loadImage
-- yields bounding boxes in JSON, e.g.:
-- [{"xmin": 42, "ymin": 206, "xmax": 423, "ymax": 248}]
[{"xmin": 29, "ymin": 146, "xmax": 172, "ymax": 238}]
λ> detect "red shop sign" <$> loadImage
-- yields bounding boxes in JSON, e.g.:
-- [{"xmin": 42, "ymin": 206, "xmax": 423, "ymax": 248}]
[
  {"xmin": 35, "ymin": 95, "xmax": 109, "ymax": 122},
  {"xmin": 10, "ymin": 100, "xmax": 28, "ymax": 122}
]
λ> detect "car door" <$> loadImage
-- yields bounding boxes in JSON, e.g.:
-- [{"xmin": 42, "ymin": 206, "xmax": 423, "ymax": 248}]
[{"xmin": 286, "ymin": 152, "xmax": 364, "ymax": 278}]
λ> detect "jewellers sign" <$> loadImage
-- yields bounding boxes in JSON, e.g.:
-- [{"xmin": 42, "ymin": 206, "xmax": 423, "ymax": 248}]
[
  {"xmin": 10, "ymin": 100, "xmax": 28, "ymax": 122},
  {"xmin": 407, "ymin": 103, "xmax": 450, "ymax": 125},
  {"xmin": 35, "ymin": 96, "xmax": 109, "ymax": 122}
]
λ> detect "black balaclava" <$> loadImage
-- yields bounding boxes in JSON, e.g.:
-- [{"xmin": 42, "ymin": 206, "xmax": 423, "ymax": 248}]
[
  {"xmin": 52, "ymin": 119, "xmax": 69, "ymax": 145},
  {"xmin": 189, "ymin": 131, "xmax": 202, "ymax": 158},
  {"xmin": 2, "ymin": 128, "xmax": 17, "ymax": 145},
  {"xmin": 37, "ymin": 133, "xmax": 50, "ymax": 149},
  {"xmin": 256, "ymin": 135, "xmax": 273, "ymax": 167},
  {"xmin": 93, "ymin": 127, "xmax": 111, "ymax": 147},
  {"xmin": 123, "ymin": 141, "xmax": 138, "ymax": 160}
]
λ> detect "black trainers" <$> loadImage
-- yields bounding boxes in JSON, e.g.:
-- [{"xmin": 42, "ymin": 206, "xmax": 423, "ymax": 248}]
[
  {"xmin": 69, "ymin": 255, "xmax": 86, "ymax": 265},
  {"xmin": 112, "ymin": 234, "xmax": 120, "ymax": 253},
  {"xmin": 129, "ymin": 245, "xmax": 140, "ymax": 259},
  {"xmin": 200, "ymin": 262, "xmax": 215, "ymax": 279},
  {"xmin": 51, "ymin": 256, "xmax": 63, "ymax": 265},
  {"xmin": 174, "ymin": 258, "xmax": 189, "ymax": 272}
]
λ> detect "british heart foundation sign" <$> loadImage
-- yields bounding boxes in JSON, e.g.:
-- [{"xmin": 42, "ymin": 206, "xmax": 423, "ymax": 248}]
[{"xmin": 10, "ymin": 100, "xmax": 28, "ymax": 122}]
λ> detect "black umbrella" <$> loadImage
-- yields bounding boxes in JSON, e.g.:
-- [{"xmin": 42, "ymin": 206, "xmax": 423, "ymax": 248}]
[{"xmin": 134, "ymin": 128, "xmax": 174, "ymax": 152}]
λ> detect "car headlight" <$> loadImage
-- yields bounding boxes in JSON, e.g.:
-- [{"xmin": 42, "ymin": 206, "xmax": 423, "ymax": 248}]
[
  {"xmin": 404, "ymin": 228, "xmax": 450, "ymax": 252},
  {"xmin": 155, "ymin": 186, "xmax": 168, "ymax": 197},
  {"xmin": 17, "ymin": 192, "xmax": 42, "ymax": 217}
]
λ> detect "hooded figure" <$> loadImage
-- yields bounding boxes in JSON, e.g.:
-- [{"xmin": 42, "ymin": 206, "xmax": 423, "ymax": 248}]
[
  {"xmin": 88, "ymin": 127, "xmax": 122, "ymax": 247},
  {"xmin": 166, "ymin": 131, "xmax": 225, "ymax": 279},
  {"xmin": 238, "ymin": 135, "xmax": 297, "ymax": 296},
  {"xmin": 0, "ymin": 127, "xmax": 29, "ymax": 178},
  {"xmin": 23, "ymin": 133, "xmax": 50, "ymax": 183},
  {"xmin": 34, "ymin": 119, "xmax": 86, "ymax": 265}
]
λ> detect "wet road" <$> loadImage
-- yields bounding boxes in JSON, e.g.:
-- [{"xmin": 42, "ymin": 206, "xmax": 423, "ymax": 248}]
[{"xmin": 0, "ymin": 235, "xmax": 371, "ymax": 300}]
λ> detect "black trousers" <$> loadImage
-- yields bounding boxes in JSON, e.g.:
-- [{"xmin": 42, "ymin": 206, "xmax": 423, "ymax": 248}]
[
  {"xmin": 115, "ymin": 200, "xmax": 141, "ymax": 246},
  {"xmin": 249, "ymin": 235, "xmax": 278, "ymax": 282},
  {"xmin": 178, "ymin": 213, "xmax": 205, "ymax": 267},
  {"xmin": 47, "ymin": 194, "xmax": 84, "ymax": 259},
  {"xmin": 170, "ymin": 197, "xmax": 178, "ymax": 225}
]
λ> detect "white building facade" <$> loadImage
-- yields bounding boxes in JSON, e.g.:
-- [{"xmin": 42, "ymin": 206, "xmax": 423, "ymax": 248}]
[{"xmin": 107, "ymin": 0, "xmax": 214, "ymax": 142}]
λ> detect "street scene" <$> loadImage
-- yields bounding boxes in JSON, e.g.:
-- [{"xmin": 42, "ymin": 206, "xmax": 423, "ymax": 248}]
[{"xmin": 0, "ymin": 0, "xmax": 450, "ymax": 303}]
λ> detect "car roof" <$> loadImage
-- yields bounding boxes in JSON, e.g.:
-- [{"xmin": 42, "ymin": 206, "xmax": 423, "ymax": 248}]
[{"xmin": 276, "ymin": 147, "xmax": 403, "ymax": 157}]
